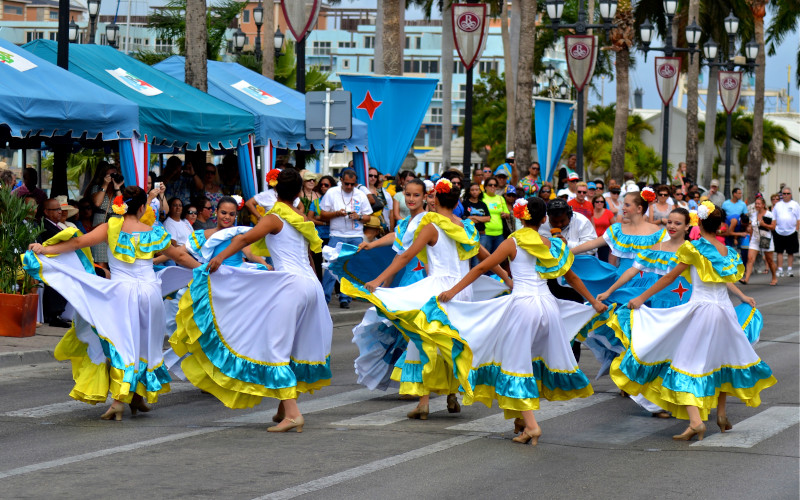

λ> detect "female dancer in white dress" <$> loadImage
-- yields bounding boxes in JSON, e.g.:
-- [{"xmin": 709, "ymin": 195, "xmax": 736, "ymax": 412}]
[
  {"xmin": 612, "ymin": 202, "xmax": 776, "ymax": 441},
  {"xmin": 436, "ymin": 196, "xmax": 607, "ymax": 445},
  {"xmin": 25, "ymin": 186, "xmax": 199, "ymax": 420},
  {"xmin": 175, "ymin": 169, "xmax": 332, "ymax": 433},
  {"xmin": 342, "ymin": 178, "xmax": 510, "ymax": 419}
]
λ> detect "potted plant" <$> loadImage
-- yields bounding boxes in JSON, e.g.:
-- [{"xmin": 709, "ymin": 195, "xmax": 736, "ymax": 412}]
[{"xmin": 0, "ymin": 187, "xmax": 43, "ymax": 337}]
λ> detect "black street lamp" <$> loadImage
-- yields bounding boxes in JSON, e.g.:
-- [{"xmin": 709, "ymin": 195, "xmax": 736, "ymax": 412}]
[
  {"xmin": 68, "ymin": 18, "xmax": 79, "ymax": 43},
  {"xmin": 544, "ymin": 0, "xmax": 618, "ymax": 179},
  {"xmin": 638, "ymin": 1, "xmax": 702, "ymax": 185},
  {"xmin": 233, "ymin": 28, "xmax": 247, "ymax": 54},
  {"xmin": 253, "ymin": 1, "xmax": 264, "ymax": 62},
  {"xmin": 702, "ymin": 11, "xmax": 757, "ymax": 198},
  {"xmin": 105, "ymin": 22, "xmax": 119, "ymax": 48},
  {"xmin": 273, "ymin": 28, "xmax": 285, "ymax": 58},
  {"xmin": 87, "ymin": 0, "xmax": 100, "ymax": 44}
]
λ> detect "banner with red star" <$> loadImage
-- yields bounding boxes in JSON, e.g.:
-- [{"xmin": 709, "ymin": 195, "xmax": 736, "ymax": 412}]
[{"xmin": 341, "ymin": 74, "xmax": 437, "ymax": 176}]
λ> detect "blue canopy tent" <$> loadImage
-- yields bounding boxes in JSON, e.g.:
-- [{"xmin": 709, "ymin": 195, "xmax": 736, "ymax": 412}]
[
  {"xmin": 0, "ymin": 39, "xmax": 139, "ymax": 146},
  {"xmin": 24, "ymin": 41, "xmax": 254, "ymax": 152},
  {"xmin": 153, "ymin": 56, "xmax": 368, "ymax": 152}
]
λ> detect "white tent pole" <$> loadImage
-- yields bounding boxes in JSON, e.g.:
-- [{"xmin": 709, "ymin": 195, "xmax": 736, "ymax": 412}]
[{"xmin": 323, "ymin": 88, "xmax": 331, "ymax": 174}]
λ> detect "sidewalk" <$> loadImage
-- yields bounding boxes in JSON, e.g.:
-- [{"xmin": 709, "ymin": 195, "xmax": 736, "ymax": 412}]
[{"xmin": 0, "ymin": 300, "xmax": 369, "ymax": 370}]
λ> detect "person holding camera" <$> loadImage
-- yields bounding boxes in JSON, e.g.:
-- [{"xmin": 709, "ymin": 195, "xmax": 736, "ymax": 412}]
[
  {"xmin": 319, "ymin": 169, "xmax": 373, "ymax": 309},
  {"xmin": 741, "ymin": 195, "xmax": 777, "ymax": 285},
  {"xmin": 85, "ymin": 162, "xmax": 124, "ymax": 268}
]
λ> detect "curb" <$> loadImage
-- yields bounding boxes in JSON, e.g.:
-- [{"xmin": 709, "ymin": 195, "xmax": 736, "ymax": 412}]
[{"xmin": 0, "ymin": 307, "xmax": 368, "ymax": 370}]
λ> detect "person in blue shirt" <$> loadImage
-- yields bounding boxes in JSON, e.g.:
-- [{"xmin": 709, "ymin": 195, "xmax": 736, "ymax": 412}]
[{"xmin": 722, "ymin": 188, "xmax": 747, "ymax": 218}]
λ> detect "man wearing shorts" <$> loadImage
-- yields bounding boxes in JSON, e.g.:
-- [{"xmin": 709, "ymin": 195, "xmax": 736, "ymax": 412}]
[{"xmin": 773, "ymin": 188, "xmax": 800, "ymax": 277}]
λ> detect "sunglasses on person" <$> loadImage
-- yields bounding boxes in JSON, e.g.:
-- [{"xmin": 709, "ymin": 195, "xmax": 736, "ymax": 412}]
[
  {"xmin": 203, "ymin": 205, "xmax": 212, "ymax": 210},
  {"xmin": 540, "ymin": 190, "xmax": 551, "ymax": 195},
  {"xmin": 305, "ymin": 178, "xmax": 316, "ymax": 182},
  {"xmin": 486, "ymin": 183, "xmax": 497, "ymax": 187},
  {"xmin": 320, "ymin": 183, "xmax": 331, "ymax": 188},
  {"xmin": 187, "ymin": 210, "xmax": 197, "ymax": 215},
  {"xmin": 568, "ymin": 179, "xmax": 578, "ymax": 183},
  {"xmin": 342, "ymin": 181, "xmax": 356, "ymax": 187},
  {"xmin": 658, "ymin": 193, "xmax": 669, "ymax": 197},
  {"xmin": 610, "ymin": 189, "xmax": 621, "ymax": 194},
  {"xmin": 594, "ymin": 200, "xmax": 605, "ymax": 204},
  {"xmin": 577, "ymin": 190, "xmax": 587, "ymax": 194},
  {"xmin": 368, "ymin": 174, "xmax": 378, "ymax": 178},
  {"xmin": 782, "ymin": 192, "xmax": 792, "ymax": 195}
]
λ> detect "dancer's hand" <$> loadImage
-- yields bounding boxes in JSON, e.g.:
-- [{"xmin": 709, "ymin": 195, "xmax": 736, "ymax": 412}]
[
  {"xmin": 365, "ymin": 278, "xmax": 383, "ymax": 292},
  {"xmin": 591, "ymin": 300, "xmax": 608, "ymax": 314},
  {"xmin": 438, "ymin": 289, "xmax": 456, "ymax": 303},
  {"xmin": 207, "ymin": 256, "xmax": 223, "ymax": 273},
  {"xmin": 28, "ymin": 243, "xmax": 44, "ymax": 254},
  {"xmin": 596, "ymin": 291, "xmax": 609, "ymax": 302},
  {"xmin": 742, "ymin": 295, "xmax": 756, "ymax": 308},
  {"xmin": 358, "ymin": 241, "xmax": 371, "ymax": 251},
  {"xmin": 628, "ymin": 297, "xmax": 644, "ymax": 310},
  {"xmin": 505, "ymin": 278, "xmax": 513, "ymax": 290}
]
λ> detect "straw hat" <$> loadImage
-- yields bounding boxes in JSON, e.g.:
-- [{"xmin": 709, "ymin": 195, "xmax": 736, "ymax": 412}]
[
  {"xmin": 56, "ymin": 195, "xmax": 78, "ymax": 218},
  {"xmin": 364, "ymin": 215, "xmax": 382, "ymax": 229}
]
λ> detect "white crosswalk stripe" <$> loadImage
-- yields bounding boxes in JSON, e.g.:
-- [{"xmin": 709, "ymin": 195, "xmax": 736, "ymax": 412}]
[
  {"xmin": 330, "ymin": 396, "xmax": 449, "ymax": 426},
  {"xmin": 691, "ymin": 406, "xmax": 800, "ymax": 448},
  {"xmin": 446, "ymin": 394, "xmax": 616, "ymax": 433},
  {"xmin": 0, "ymin": 382, "xmax": 197, "ymax": 418}
]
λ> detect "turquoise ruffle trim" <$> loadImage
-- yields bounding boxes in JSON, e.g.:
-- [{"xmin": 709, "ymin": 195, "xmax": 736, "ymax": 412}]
[
  {"xmin": 691, "ymin": 238, "xmax": 743, "ymax": 279},
  {"xmin": 604, "ymin": 223, "xmax": 666, "ymax": 258},
  {"xmin": 535, "ymin": 237, "xmax": 571, "ymax": 276},
  {"xmin": 634, "ymin": 248, "xmax": 679, "ymax": 275},
  {"xmin": 187, "ymin": 265, "xmax": 332, "ymax": 389},
  {"xmin": 468, "ymin": 359, "xmax": 591, "ymax": 400}
]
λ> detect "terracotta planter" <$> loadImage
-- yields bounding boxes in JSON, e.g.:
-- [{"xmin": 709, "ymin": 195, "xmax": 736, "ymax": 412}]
[{"xmin": 0, "ymin": 292, "xmax": 38, "ymax": 337}]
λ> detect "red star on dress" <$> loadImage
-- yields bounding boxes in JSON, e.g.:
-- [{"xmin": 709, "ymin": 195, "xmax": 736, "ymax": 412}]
[
  {"xmin": 411, "ymin": 260, "xmax": 425, "ymax": 272},
  {"xmin": 671, "ymin": 281, "xmax": 689, "ymax": 301},
  {"xmin": 638, "ymin": 270, "xmax": 645, "ymax": 278},
  {"xmin": 357, "ymin": 91, "xmax": 382, "ymax": 119}
]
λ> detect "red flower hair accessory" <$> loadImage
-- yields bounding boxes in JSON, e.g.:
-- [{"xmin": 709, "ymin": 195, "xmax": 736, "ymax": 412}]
[
  {"xmin": 640, "ymin": 186, "xmax": 656, "ymax": 203},
  {"xmin": 512, "ymin": 198, "xmax": 531, "ymax": 220},
  {"xmin": 111, "ymin": 195, "xmax": 128, "ymax": 215},
  {"xmin": 266, "ymin": 169, "xmax": 280, "ymax": 187},
  {"xmin": 231, "ymin": 195, "xmax": 244, "ymax": 210},
  {"xmin": 434, "ymin": 178, "xmax": 452, "ymax": 194}
]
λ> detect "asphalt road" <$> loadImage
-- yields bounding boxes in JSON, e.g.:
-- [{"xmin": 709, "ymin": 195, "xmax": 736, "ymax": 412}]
[{"xmin": 0, "ymin": 272, "xmax": 797, "ymax": 500}]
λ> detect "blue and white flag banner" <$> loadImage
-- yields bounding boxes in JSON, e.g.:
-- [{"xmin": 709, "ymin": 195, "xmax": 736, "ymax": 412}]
[
  {"xmin": 340, "ymin": 74, "xmax": 437, "ymax": 177},
  {"xmin": 236, "ymin": 135, "xmax": 258, "ymax": 200},
  {"xmin": 119, "ymin": 133, "xmax": 149, "ymax": 189},
  {"xmin": 351, "ymin": 151, "xmax": 370, "ymax": 186},
  {"xmin": 534, "ymin": 97, "xmax": 574, "ymax": 183}
]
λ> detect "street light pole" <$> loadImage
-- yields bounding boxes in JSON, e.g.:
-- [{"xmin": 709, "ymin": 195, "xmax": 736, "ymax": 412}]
[
  {"xmin": 87, "ymin": 0, "xmax": 100, "ymax": 44},
  {"xmin": 701, "ymin": 12, "xmax": 757, "ymax": 198},
  {"xmin": 544, "ymin": 0, "xmax": 617, "ymax": 180},
  {"xmin": 253, "ymin": 2, "xmax": 264, "ymax": 64},
  {"xmin": 638, "ymin": 2, "xmax": 701, "ymax": 185}
]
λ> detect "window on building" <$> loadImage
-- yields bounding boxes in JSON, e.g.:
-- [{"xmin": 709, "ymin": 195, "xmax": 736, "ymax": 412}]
[
  {"xmin": 341, "ymin": 59, "xmax": 351, "ymax": 70},
  {"xmin": 420, "ymin": 60, "xmax": 438, "ymax": 73},
  {"xmin": 338, "ymin": 41, "xmax": 355, "ymax": 49},
  {"xmin": 405, "ymin": 36, "xmax": 421, "ymax": 50},
  {"xmin": 478, "ymin": 60, "xmax": 498, "ymax": 73},
  {"xmin": 413, "ymin": 128, "xmax": 426, "ymax": 148},
  {"xmin": 312, "ymin": 41, "xmax": 331, "ymax": 55},
  {"xmin": 26, "ymin": 32, "xmax": 44, "ymax": 43},
  {"xmin": 429, "ymin": 107, "xmax": 442, "ymax": 124},
  {"xmin": 369, "ymin": 59, "xmax": 374, "ymax": 72},
  {"xmin": 155, "ymin": 38, "xmax": 174, "ymax": 53},
  {"xmin": 433, "ymin": 83, "xmax": 443, "ymax": 100},
  {"xmin": 49, "ymin": 11, "xmax": 58, "ymax": 20},
  {"xmin": 458, "ymin": 84, "xmax": 467, "ymax": 99},
  {"xmin": 49, "ymin": 32, "xmax": 57, "ymax": 40},
  {"xmin": 318, "ymin": 64, "xmax": 332, "ymax": 72},
  {"xmin": 453, "ymin": 61, "xmax": 466, "ymax": 74},
  {"xmin": 242, "ymin": 10, "xmax": 250, "ymax": 23},
  {"xmin": 428, "ymin": 125, "xmax": 443, "ymax": 147},
  {"xmin": 4, "ymin": 5, "xmax": 24, "ymax": 15},
  {"xmin": 458, "ymin": 108, "xmax": 466, "ymax": 124},
  {"xmin": 364, "ymin": 36, "xmax": 374, "ymax": 49}
]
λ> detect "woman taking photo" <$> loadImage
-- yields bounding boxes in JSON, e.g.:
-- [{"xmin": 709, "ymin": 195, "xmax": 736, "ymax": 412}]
[
  {"xmin": 85, "ymin": 162, "xmax": 124, "ymax": 268},
  {"xmin": 741, "ymin": 195, "xmax": 777, "ymax": 285},
  {"xmin": 175, "ymin": 169, "xmax": 332, "ymax": 433},
  {"xmin": 25, "ymin": 186, "xmax": 199, "ymax": 420}
]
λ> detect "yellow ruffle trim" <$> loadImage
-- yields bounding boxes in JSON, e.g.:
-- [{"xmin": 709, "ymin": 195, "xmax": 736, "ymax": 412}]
[
  {"xmin": 170, "ymin": 287, "xmax": 329, "ymax": 408},
  {"xmin": 389, "ymin": 358, "xmax": 460, "ymax": 397},
  {"xmin": 43, "ymin": 228, "xmax": 94, "ymax": 265},
  {"xmin": 509, "ymin": 227, "xmax": 574, "ymax": 278},
  {"xmin": 466, "ymin": 383, "xmax": 595, "ymax": 419},
  {"xmin": 54, "ymin": 326, "xmax": 170, "ymax": 405},
  {"xmin": 676, "ymin": 240, "xmax": 744, "ymax": 282},
  {"xmin": 106, "ymin": 217, "xmax": 170, "ymax": 264},
  {"xmin": 413, "ymin": 212, "xmax": 479, "ymax": 264}
]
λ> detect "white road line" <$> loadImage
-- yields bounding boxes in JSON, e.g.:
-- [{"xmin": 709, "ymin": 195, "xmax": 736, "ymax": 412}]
[
  {"xmin": 1, "ymin": 382, "xmax": 198, "ymax": 418},
  {"xmin": 216, "ymin": 388, "xmax": 396, "ymax": 424},
  {"xmin": 0, "ymin": 428, "xmax": 220, "ymax": 480},
  {"xmin": 757, "ymin": 331, "xmax": 800, "ymax": 347},
  {"xmin": 330, "ymin": 397, "xmax": 449, "ymax": 426},
  {"xmin": 691, "ymin": 406, "xmax": 800, "ymax": 448},
  {"xmin": 446, "ymin": 393, "xmax": 616, "ymax": 433},
  {"xmin": 756, "ymin": 296, "xmax": 799, "ymax": 308},
  {"xmin": 254, "ymin": 435, "xmax": 481, "ymax": 500}
]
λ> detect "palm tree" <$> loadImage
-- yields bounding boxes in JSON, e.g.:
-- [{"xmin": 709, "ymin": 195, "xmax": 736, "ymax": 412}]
[
  {"xmin": 514, "ymin": 0, "xmax": 537, "ymax": 173},
  {"xmin": 684, "ymin": 0, "xmax": 701, "ymax": 182},
  {"xmin": 608, "ymin": 0, "xmax": 634, "ymax": 184},
  {"xmin": 745, "ymin": 0, "xmax": 769, "ymax": 201},
  {"xmin": 586, "ymin": 103, "xmax": 616, "ymax": 127},
  {"xmin": 262, "ymin": 0, "xmax": 274, "ymax": 78},
  {"xmin": 766, "ymin": 1, "xmax": 800, "ymax": 83},
  {"xmin": 382, "ymin": 0, "xmax": 403, "ymax": 76},
  {"xmin": 185, "ymin": 0, "xmax": 207, "ymax": 91}
]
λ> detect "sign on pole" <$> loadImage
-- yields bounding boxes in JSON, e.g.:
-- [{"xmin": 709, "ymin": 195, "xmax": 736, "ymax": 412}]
[
  {"xmin": 451, "ymin": 3, "xmax": 488, "ymax": 70},
  {"xmin": 280, "ymin": 0, "xmax": 321, "ymax": 42},
  {"xmin": 564, "ymin": 35, "xmax": 598, "ymax": 92},
  {"xmin": 654, "ymin": 56, "xmax": 682, "ymax": 106},
  {"xmin": 718, "ymin": 70, "xmax": 743, "ymax": 115}
]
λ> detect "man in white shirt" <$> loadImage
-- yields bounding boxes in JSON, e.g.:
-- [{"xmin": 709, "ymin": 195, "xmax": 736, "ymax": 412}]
[
  {"xmin": 707, "ymin": 179, "xmax": 725, "ymax": 207},
  {"xmin": 538, "ymin": 198, "xmax": 597, "ymax": 254},
  {"xmin": 773, "ymin": 187, "xmax": 800, "ymax": 277},
  {"xmin": 320, "ymin": 169, "xmax": 373, "ymax": 308}
]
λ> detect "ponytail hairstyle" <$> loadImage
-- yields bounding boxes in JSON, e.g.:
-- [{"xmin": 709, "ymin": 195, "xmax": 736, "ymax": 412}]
[
  {"xmin": 433, "ymin": 179, "xmax": 461, "ymax": 209},
  {"xmin": 699, "ymin": 206, "xmax": 724, "ymax": 234},
  {"xmin": 275, "ymin": 168, "xmax": 303, "ymax": 201}
]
